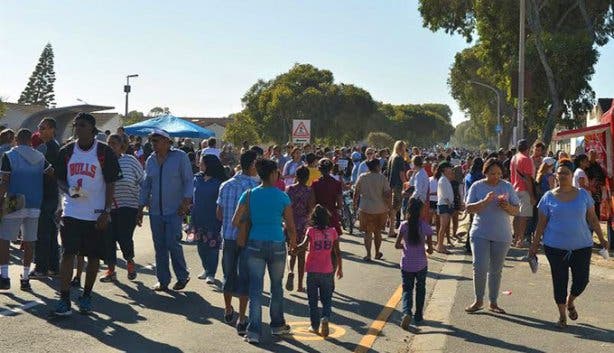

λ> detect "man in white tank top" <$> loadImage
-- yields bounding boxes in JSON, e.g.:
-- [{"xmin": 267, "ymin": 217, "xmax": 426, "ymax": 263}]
[{"xmin": 53, "ymin": 113, "xmax": 121, "ymax": 316}]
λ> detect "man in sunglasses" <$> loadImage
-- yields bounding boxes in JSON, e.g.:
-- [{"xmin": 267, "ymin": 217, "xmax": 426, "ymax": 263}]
[{"xmin": 53, "ymin": 113, "xmax": 121, "ymax": 315}]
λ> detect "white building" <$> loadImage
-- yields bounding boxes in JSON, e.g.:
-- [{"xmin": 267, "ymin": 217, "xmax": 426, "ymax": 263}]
[{"xmin": 0, "ymin": 102, "xmax": 121, "ymax": 142}]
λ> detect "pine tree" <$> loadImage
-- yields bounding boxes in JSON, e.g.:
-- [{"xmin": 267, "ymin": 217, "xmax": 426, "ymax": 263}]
[{"xmin": 18, "ymin": 43, "xmax": 56, "ymax": 107}]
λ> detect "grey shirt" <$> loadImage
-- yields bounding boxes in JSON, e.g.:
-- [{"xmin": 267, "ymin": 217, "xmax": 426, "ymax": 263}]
[{"xmin": 467, "ymin": 179, "xmax": 520, "ymax": 243}]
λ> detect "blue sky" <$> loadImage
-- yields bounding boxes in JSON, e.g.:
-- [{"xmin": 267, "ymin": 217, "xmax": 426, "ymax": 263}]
[{"xmin": 1, "ymin": 1, "xmax": 613, "ymax": 126}]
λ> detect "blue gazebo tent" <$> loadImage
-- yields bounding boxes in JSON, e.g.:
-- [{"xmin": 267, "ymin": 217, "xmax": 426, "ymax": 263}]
[{"xmin": 124, "ymin": 114, "xmax": 215, "ymax": 138}]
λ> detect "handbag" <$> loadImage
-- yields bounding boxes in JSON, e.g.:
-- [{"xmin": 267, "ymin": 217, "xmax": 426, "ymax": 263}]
[{"xmin": 235, "ymin": 189, "xmax": 252, "ymax": 247}]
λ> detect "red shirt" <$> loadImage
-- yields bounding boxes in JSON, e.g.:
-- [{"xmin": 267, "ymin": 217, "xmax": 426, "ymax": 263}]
[
  {"xmin": 305, "ymin": 227, "xmax": 338, "ymax": 273},
  {"xmin": 510, "ymin": 152, "xmax": 535, "ymax": 192},
  {"xmin": 311, "ymin": 175, "xmax": 343, "ymax": 235}
]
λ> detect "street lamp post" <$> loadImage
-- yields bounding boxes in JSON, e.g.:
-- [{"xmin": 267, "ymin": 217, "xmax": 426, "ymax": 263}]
[
  {"xmin": 468, "ymin": 80, "xmax": 502, "ymax": 147},
  {"xmin": 517, "ymin": 0, "xmax": 526, "ymax": 142},
  {"xmin": 124, "ymin": 74, "xmax": 139, "ymax": 118}
]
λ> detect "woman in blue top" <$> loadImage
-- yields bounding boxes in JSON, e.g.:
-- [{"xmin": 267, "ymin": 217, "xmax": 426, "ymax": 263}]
[
  {"xmin": 465, "ymin": 158, "xmax": 520, "ymax": 314},
  {"xmin": 530, "ymin": 160, "xmax": 608, "ymax": 328},
  {"xmin": 192, "ymin": 154, "xmax": 227, "ymax": 284},
  {"xmin": 233, "ymin": 159, "xmax": 298, "ymax": 344}
]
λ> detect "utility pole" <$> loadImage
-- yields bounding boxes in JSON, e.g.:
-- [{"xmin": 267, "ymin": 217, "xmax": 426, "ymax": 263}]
[
  {"xmin": 517, "ymin": 0, "xmax": 526, "ymax": 143},
  {"xmin": 468, "ymin": 80, "xmax": 502, "ymax": 147},
  {"xmin": 124, "ymin": 74, "xmax": 139, "ymax": 118}
]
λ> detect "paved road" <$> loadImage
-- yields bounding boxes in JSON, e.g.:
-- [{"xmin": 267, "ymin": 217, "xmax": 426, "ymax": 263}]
[
  {"xmin": 408, "ymin": 247, "xmax": 614, "ymax": 353},
  {"xmin": 0, "ymin": 218, "xmax": 448, "ymax": 353}
]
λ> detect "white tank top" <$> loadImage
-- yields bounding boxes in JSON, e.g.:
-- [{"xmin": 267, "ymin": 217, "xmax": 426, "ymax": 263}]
[{"xmin": 62, "ymin": 141, "xmax": 106, "ymax": 221}]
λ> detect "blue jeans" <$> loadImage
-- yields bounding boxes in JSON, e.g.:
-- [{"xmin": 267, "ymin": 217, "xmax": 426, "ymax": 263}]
[
  {"xmin": 149, "ymin": 214, "xmax": 189, "ymax": 286},
  {"xmin": 246, "ymin": 240, "xmax": 287, "ymax": 337},
  {"xmin": 197, "ymin": 241, "xmax": 219, "ymax": 278},
  {"xmin": 401, "ymin": 267, "xmax": 427, "ymax": 319},
  {"xmin": 222, "ymin": 239, "xmax": 249, "ymax": 296},
  {"xmin": 306, "ymin": 272, "xmax": 334, "ymax": 330}
]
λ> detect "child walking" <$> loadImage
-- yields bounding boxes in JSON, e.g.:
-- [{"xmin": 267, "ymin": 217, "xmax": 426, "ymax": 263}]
[
  {"xmin": 299, "ymin": 204, "xmax": 343, "ymax": 338},
  {"xmin": 395, "ymin": 197, "xmax": 433, "ymax": 330}
]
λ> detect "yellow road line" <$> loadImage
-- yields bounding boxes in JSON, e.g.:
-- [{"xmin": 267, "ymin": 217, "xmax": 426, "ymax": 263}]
[{"xmin": 353, "ymin": 284, "xmax": 403, "ymax": 353}]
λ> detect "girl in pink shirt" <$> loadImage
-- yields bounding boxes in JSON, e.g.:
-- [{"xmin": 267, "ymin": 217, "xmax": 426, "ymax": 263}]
[{"xmin": 298, "ymin": 205, "xmax": 343, "ymax": 337}]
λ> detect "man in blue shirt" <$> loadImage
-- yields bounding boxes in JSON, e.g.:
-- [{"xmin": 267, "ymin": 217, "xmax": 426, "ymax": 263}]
[
  {"xmin": 216, "ymin": 150, "xmax": 258, "ymax": 335},
  {"xmin": 139, "ymin": 129, "xmax": 193, "ymax": 292},
  {"xmin": 0, "ymin": 129, "xmax": 51, "ymax": 291}
]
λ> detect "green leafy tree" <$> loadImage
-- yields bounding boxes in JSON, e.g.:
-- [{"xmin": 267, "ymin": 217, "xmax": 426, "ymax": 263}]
[
  {"xmin": 121, "ymin": 110, "xmax": 145, "ymax": 126},
  {"xmin": 240, "ymin": 63, "xmax": 453, "ymax": 146},
  {"xmin": 18, "ymin": 43, "xmax": 56, "ymax": 107},
  {"xmin": 148, "ymin": 107, "xmax": 171, "ymax": 117},
  {"xmin": 419, "ymin": 0, "xmax": 614, "ymax": 147},
  {"xmin": 223, "ymin": 112, "xmax": 260, "ymax": 146},
  {"xmin": 367, "ymin": 132, "xmax": 395, "ymax": 149},
  {"xmin": 0, "ymin": 97, "xmax": 6, "ymax": 118}
]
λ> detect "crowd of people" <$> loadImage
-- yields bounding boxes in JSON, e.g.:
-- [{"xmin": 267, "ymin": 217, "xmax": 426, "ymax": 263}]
[{"xmin": 0, "ymin": 112, "xmax": 610, "ymax": 344}]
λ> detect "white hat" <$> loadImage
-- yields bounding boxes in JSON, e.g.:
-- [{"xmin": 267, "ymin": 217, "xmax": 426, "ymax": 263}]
[
  {"xmin": 149, "ymin": 129, "xmax": 171, "ymax": 140},
  {"xmin": 543, "ymin": 157, "xmax": 556, "ymax": 166}
]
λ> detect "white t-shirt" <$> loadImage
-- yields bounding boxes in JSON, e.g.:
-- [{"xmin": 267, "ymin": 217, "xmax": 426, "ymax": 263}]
[
  {"xmin": 62, "ymin": 141, "xmax": 106, "ymax": 221},
  {"xmin": 201, "ymin": 147, "xmax": 221, "ymax": 158},
  {"xmin": 573, "ymin": 168, "xmax": 588, "ymax": 189}
]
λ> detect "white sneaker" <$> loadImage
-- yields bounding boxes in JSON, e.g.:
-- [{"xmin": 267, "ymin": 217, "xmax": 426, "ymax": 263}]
[
  {"xmin": 198, "ymin": 272, "xmax": 207, "ymax": 280},
  {"xmin": 205, "ymin": 276, "xmax": 215, "ymax": 284},
  {"xmin": 244, "ymin": 332, "xmax": 260, "ymax": 344}
]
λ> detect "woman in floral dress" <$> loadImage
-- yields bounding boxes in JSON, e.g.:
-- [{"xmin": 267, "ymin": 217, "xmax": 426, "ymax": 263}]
[{"xmin": 285, "ymin": 166, "xmax": 315, "ymax": 292}]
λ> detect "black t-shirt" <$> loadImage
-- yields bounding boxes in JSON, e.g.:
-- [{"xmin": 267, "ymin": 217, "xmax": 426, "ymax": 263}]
[
  {"xmin": 38, "ymin": 140, "xmax": 61, "ymax": 202},
  {"xmin": 388, "ymin": 156, "xmax": 405, "ymax": 188}
]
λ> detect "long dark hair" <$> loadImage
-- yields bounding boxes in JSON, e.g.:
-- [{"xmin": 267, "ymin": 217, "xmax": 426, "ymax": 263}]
[
  {"xmin": 310, "ymin": 204, "xmax": 331, "ymax": 230},
  {"xmin": 201, "ymin": 154, "xmax": 228, "ymax": 181},
  {"xmin": 404, "ymin": 198, "xmax": 423, "ymax": 245}
]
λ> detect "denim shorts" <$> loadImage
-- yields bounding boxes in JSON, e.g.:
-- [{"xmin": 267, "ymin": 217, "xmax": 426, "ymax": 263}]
[
  {"xmin": 221, "ymin": 239, "xmax": 249, "ymax": 296},
  {"xmin": 437, "ymin": 204, "xmax": 454, "ymax": 215}
]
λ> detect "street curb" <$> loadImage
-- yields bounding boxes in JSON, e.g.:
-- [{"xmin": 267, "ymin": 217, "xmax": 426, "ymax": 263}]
[{"xmin": 408, "ymin": 253, "xmax": 465, "ymax": 353}]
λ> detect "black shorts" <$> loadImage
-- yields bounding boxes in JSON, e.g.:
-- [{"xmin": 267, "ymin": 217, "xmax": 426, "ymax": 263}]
[
  {"xmin": 60, "ymin": 217, "xmax": 106, "ymax": 260},
  {"xmin": 429, "ymin": 201, "xmax": 437, "ymax": 210}
]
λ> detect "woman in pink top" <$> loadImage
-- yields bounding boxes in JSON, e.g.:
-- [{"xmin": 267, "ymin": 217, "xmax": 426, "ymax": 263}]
[
  {"xmin": 395, "ymin": 198, "xmax": 433, "ymax": 330},
  {"xmin": 298, "ymin": 205, "xmax": 343, "ymax": 338}
]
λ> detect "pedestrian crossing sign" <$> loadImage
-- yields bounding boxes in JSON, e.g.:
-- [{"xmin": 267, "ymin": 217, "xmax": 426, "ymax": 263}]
[{"xmin": 292, "ymin": 120, "xmax": 311, "ymax": 143}]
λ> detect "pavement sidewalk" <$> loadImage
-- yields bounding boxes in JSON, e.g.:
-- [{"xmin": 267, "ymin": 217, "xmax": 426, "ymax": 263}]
[{"xmin": 408, "ymin": 247, "xmax": 614, "ymax": 353}]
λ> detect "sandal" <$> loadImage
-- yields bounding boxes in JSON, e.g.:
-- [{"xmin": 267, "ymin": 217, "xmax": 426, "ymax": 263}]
[
  {"xmin": 556, "ymin": 318, "xmax": 567, "ymax": 328},
  {"xmin": 567, "ymin": 306, "xmax": 578, "ymax": 321},
  {"xmin": 437, "ymin": 249, "xmax": 451, "ymax": 255},
  {"xmin": 465, "ymin": 304, "xmax": 483, "ymax": 313},
  {"xmin": 363, "ymin": 256, "xmax": 372, "ymax": 262},
  {"xmin": 489, "ymin": 306, "xmax": 507, "ymax": 314},
  {"xmin": 375, "ymin": 252, "xmax": 383, "ymax": 260}
]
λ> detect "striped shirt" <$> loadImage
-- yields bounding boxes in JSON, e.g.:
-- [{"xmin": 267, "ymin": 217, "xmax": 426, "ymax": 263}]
[
  {"xmin": 216, "ymin": 172, "xmax": 259, "ymax": 240},
  {"xmin": 113, "ymin": 154, "xmax": 144, "ymax": 209}
]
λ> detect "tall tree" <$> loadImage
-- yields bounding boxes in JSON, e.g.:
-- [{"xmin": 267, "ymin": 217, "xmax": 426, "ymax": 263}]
[
  {"xmin": 419, "ymin": 0, "xmax": 614, "ymax": 147},
  {"xmin": 240, "ymin": 63, "xmax": 454, "ymax": 145},
  {"xmin": 18, "ymin": 43, "xmax": 56, "ymax": 107},
  {"xmin": 223, "ymin": 112, "xmax": 260, "ymax": 146}
]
